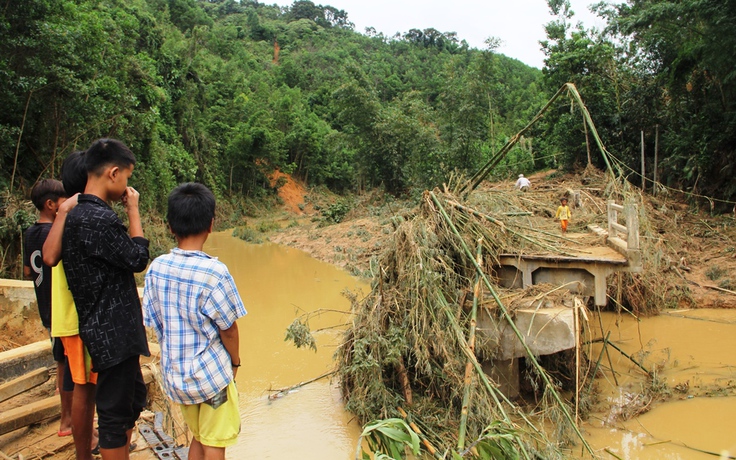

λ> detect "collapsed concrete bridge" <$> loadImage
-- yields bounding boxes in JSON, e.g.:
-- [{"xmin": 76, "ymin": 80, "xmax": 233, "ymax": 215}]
[{"xmin": 479, "ymin": 201, "xmax": 642, "ymax": 397}]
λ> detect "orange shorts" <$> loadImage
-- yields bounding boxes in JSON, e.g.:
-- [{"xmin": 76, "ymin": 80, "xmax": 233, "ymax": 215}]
[
  {"xmin": 59, "ymin": 335, "xmax": 98, "ymax": 385},
  {"xmin": 560, "ymin": 219, "xmax": 569, "ymax": 232}
]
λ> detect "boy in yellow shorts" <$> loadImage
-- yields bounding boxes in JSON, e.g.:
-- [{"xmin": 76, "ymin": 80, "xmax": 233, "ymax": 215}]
[{"xmin": 143, "ymin": 183, "xmax": 247, "ymax": 459}]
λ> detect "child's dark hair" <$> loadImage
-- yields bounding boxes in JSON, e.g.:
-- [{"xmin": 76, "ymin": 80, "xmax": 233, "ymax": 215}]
[
  {"xmin": 61, "ymin": 150, "xmax": 87, "ymax": 195},
  {"xmin": 167, "ymin": 183, "xmax": 216, "ymax": 238},
  {"xmin": 85, "ymin": 138, "xmax": 136, "ymax": 176},
  {"xmin": 30, "ymin": 179, "xmax": 66, "ymax": 211}
]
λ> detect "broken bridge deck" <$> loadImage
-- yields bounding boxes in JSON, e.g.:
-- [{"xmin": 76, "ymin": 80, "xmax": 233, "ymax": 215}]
[{"xmin": 494, "ymin": 201, "xmax": 642, "ymax": 307}]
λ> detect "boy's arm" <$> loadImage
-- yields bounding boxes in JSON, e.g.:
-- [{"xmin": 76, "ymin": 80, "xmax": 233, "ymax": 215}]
[
  {"xmin": 22, "ymin": 230, "xmax": 32, "ymax": 278},
  {"xmin": 85, "ymin": 191, "xmax": 149, "ymax": 271},
  {"xmin": 42, "ymin": 194, "xmax": 79, "ymax": 267},
  {"xmin": 86, "ymin": 186, "xmax": 147, "ymax": 272},
  {"xmin": 219, "ymin": 323, "xmax": 240, "ymax": 378},
  {"xmin": 122, "ymin": 186, "xmax": 143, "ymax": 238}
]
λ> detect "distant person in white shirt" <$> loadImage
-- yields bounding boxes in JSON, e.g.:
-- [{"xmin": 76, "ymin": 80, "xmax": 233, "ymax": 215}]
[{"xmin": 515, "ymin": 174, "xmax": 531, "ymax": 191}]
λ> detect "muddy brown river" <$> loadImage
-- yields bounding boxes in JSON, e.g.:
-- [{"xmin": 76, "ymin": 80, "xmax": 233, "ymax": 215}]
[{"xmin": 204, "ymin": 231, "xmax": 736, "ymax": 459}]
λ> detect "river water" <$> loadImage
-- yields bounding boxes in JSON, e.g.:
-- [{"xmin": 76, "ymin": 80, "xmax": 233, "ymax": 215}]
[
  {"xmin": 584, "ymin": 310, "xmax": 736, "ymax": 459},
  {"xmin": 204, "ymin": 231, "xmax": 736, "ymax": 459},
  {"xmin": 204, "ymin": 231, "xmax": 365, "ymax": 459}
]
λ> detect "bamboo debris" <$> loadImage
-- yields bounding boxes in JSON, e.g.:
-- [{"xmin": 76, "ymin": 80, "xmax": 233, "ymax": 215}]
[
  {"xmin": 457, "ymin": 242, "xmax": 482, "ymax": 451},
  {"xmin": 430, "ymin": 192, "xmax": 595, "ymax": 456},
  {"xmin": 337, "ymin": 164, "xmax": 680, "ymax": 457},
  {"xmin": 330, "ymin": 79, "xmax": 719, "ymax": 459},
  {"xmin": 267, "ymin": 370, "xmax": 336, "ymax": 400},
  {"xmin": 446, "ymin": 199, "xmax": 579, "ymax": 256},
  {"xmin": 338, "ymin": 182, "xmax": 617, "ymax": 456},
  {"xmin": 606, "ymin": 341, "xmax": 652, "ymax": 376},
  {"xmin": 397, "ymin": 407, "xmax": 441, "ymax": 459}
]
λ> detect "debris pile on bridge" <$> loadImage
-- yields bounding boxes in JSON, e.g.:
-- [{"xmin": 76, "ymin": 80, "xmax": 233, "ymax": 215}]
[
  {"xmin": 334, "ymin": 180, "xmax": 598, "ymax": 459},
  {"xmin": 329, "ymin": 165, "xmax": 700, "ymax": 458}
]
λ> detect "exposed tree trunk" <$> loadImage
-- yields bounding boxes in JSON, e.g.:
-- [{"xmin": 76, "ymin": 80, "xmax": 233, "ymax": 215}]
[
  {"xmin": 654, "ymin": 125, "xmax": 659, "ymax": 195},
  {"xmin": 583, "ymin": 114, "xmax": 591, "ymax": 166},
  {"xmin": 10, "ymin": 91, "xmax": 33, "ymax": 194},
  {"xmin": 640, "ymin": 130, "xmax": 645, "ymax": 192}
]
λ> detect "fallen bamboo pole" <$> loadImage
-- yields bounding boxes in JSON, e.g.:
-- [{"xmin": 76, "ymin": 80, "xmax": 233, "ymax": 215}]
[
  {"xmin": 396, "ymin": 357, "xmax": 413, "ymax": 406},
  {"xmin": 596, "ymin": 306, "xmax": 619, "ymax": 387},
  {"xmin": 463, "ymin": 83, "xmax": 618, "ymax": 196},
  {"xmin": 446, "ymin": 200, "xmax": 580, "ymax": 256},
  {"xmin": 457, "ymin": 241, "xmax": 482, "ymax": 451},
  {"xmin": 439, "ymin": 299, "xmax": 533, "ymax": 460},
  {"xmin": 574, "ymin": 299, "xmax": 581, "ymax": 425},
  {"xmin": 397, "ymin": 407, "xmax": 441, "ymax": 459},
  {"xmin": 507, "ymin": 222, "xmax": 587, "ymax": 245},
  {"xmin": 267, "ymin": 370, "xmax": 336, "ymax": 400},
  {"xmin": 431, "ymin": 191, "xmax": 596, "ymax": 456},
  {"xmin": 585, "ymin": 331, "xmax": 611, "ymax": 398},
  {"xmin": 606, "ymin": 341, "xmax": 652, "ymax": 376}
]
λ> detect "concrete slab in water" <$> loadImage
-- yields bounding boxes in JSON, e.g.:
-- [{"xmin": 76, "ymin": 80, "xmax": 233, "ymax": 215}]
[{"xmin": 478, "ymin": 306, "xmax": 576, "ymax": 361}]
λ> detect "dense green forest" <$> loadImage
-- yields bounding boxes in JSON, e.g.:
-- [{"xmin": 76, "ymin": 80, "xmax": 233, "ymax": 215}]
[
  {"xmin": 541, "ymin": 0, "xmax": 736, "ymax": 206},
  {"xmin": 0, "ymin": 0, "xmax": 545, "ymax": 276},
  {"xmin": 1, "ymin": 0, "xmax": 735, "ymax": 277},
  {"xmin": 0, "ymin": 0, "xmax": 544, "ymax": 205}
]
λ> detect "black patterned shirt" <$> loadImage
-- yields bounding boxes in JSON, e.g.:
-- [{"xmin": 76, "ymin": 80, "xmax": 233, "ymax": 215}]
[{"xmin": 62, "ymin": 194, "xmax": 150, "ymax": 371}]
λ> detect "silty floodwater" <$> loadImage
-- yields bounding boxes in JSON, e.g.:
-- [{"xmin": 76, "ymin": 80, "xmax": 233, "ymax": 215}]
[
  {"xmin": 204, "ymin": 231, "xmax": 736, "ymax": 459},
  {"xmin": 204, "ymin": 231, "xmax": 366, "ymax": 459},
  {"xmin": 584, "ymin": 310, "xmax": 736, "ymax": 459}
]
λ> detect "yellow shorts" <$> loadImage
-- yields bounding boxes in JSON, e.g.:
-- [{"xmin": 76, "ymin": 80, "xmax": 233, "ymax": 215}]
[
  {"xmin": 59, "ymin": 335, "xmax": 97, "ymax": 385},
  {"xmin": 179, "ymin": 382, "xmax": 240, "ymax": 448}
]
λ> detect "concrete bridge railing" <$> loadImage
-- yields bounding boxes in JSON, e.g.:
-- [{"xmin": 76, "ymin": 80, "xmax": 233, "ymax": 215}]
[{"xmin": 607, "ymin": 201, "xmax": 641, "ymax": 265}]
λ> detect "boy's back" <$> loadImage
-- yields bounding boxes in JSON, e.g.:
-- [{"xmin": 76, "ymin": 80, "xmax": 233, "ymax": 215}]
[
  {"xmin": 143, "ymin": 182, "xmax": 245, "ymax": 458},
  {"xmin": 63, "ymin": 194, "xmax": 150, "ymax": 368},
  {"xmin": 143, "ymin": 248, "xmax": 246, "ymax": 404},
  {"xmin": 24, "ymin": 222, "xmax": 53, "ymax": 327},
  {"xmin": 24, "ymin": 178, "xmax": 67, "ymax": 329}
]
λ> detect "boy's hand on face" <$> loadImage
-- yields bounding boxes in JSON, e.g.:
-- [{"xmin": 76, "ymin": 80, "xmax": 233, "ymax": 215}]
[
  {"xmin": 122, "ymin": 187, "xmax": 140, "ymax": 212},
  {"xmin": 58, "ymin": 193, "xmax": 80, "ymax": 215}
]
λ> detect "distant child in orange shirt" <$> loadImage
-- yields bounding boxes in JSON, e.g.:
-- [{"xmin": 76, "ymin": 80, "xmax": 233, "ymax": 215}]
[{"xmin": 555, "ymin": 197, "xmax": 571, "ymax": 233}]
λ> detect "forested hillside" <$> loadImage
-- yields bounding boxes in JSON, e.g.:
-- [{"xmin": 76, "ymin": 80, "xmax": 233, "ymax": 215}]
[
  {"xmin": 0, "ymin": 0, "xmax": 544, "ymax": 210},
  {"xmin": 2, "ymin": 0, "xmax": 734, "ymax": 279},
  {"xmin": 540, "ymin": 0, "xmax": 736, "ymax": 208}
]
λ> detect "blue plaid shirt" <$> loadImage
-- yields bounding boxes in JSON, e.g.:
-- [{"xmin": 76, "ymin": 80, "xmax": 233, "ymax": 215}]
[{"xmin": 143, "ymin": 248, "xmax": 247, "ymax": 405}]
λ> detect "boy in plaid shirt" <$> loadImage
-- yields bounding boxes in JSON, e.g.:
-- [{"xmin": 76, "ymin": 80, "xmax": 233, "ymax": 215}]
[{"xmin": 143, "ymin": 183, "xmax": 247, "ymax": 459}]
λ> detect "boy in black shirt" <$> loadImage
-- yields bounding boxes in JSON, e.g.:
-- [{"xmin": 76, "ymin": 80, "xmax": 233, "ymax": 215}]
[
  {"xmin": 62, "ymin": 139, "xmax": 150, "ymax": 459},
  {"xmin": 23, "ymin": 179, "xmax": 73, "ymax": 437}
]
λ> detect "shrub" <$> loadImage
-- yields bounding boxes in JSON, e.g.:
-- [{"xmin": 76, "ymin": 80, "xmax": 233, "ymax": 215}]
[
  {"xmin": 706, "ymin": 266, "xmax": 726, "ymax": 281},
  {"xmin": 232, "ymin": 226, "xmax": 262, "ymax": 243}
]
